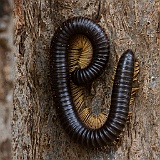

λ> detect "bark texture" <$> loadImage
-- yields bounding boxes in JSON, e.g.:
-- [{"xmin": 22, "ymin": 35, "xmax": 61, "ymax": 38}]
[
  {"xmin": 0, "ymin": 0, "xmax": 13, "ymax": 160},
  {"xmin": 13, "ymin": 0, "xmax": 160, "ymax": 159}
]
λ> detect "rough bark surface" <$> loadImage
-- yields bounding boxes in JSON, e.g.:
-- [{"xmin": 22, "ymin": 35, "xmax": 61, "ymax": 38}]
[
  {"xmin": 0, "ymin": 0, "xmax": 13, "ymax": 160},
  {"xmin": 13, "ymin": 0, "xmax": 160, "ymax": 160}
]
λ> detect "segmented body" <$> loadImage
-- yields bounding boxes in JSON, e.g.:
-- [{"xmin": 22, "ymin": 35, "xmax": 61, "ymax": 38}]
[
  {"xmin": 68, "ymin": 34, "xmax": 107, "ymax": 129},
  {"xmin": 50, "ymin": 16, "xmax": 135, "ymax": 147}
]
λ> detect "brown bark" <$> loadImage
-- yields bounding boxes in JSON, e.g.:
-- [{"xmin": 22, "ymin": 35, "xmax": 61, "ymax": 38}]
[
  {"xmin": 13, "ymin": 0, "xmax": 160, "ymax": 159},
  {"xmin": 0, "ymin": 0, "xmax": 13, "ymax": 160}
]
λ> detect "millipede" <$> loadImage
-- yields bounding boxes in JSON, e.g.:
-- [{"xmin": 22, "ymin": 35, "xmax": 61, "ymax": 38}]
[{"xmin": 50, "ymin": 16, "xmax": 136, "ymax": 147}]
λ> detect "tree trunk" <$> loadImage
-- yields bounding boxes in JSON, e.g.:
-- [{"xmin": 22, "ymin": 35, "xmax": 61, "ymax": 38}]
[{"xmin": 13, "ymin": 0, "xmax": 160, "ymax": 159}]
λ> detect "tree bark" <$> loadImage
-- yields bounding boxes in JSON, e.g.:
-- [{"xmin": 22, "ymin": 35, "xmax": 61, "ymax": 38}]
[
  {"xmin": 0, "ymin": 0, "xmax": 13, "ymax": 160},
  {"xmin": 13, "ymin": 0, "xmax": 160, "ymax": 159}
]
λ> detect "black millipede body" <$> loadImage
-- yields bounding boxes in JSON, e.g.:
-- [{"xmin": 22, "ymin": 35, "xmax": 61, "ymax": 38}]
[
  {"xmin": 52, "ymin": 17, "xmax": 109, "ymax": 86},
  {"xmin": 50, "ymin": 16, "xmax": 135, "ymax": 147}
]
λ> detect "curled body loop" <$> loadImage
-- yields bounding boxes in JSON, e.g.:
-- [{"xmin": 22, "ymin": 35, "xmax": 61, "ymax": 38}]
[{"xmin": 51, "ymin": 16, "xmax": 135, "ymax": 147}]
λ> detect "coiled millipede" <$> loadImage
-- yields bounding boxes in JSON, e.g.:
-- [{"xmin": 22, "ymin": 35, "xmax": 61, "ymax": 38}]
[{"xmin": 50, "ymin": 17, "xmax": 137, "ymax": 147}]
